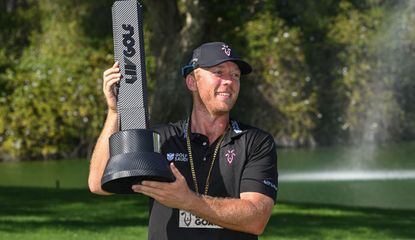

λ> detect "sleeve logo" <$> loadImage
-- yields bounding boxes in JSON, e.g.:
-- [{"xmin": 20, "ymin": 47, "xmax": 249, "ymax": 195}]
[{"xmin": 263, "ymin": 180, "xmax": 278, "ymax": 191}]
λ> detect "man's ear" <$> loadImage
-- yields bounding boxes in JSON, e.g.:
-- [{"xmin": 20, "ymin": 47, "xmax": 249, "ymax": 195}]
[{"xmin": 185, "ymin": 74, "xmax": 197, "ymax": 91}]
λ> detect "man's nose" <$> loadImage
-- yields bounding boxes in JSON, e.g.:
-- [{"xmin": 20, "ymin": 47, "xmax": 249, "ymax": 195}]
[{"xmin": 221, "ymin": 72, "xmax": 236, "ymax": 83}]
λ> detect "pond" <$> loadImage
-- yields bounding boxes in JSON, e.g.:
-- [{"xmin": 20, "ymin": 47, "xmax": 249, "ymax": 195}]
[
  {"xmin": 1, "ymin": 141, "xmax": 414, "ymax": 209},
  {"xmin": 279, "ymin": 141, "xmax": 415, "ymax": 210},
  {"xmin": 0, "ymin": 159, "xmax": 89, "ymax": 189}
]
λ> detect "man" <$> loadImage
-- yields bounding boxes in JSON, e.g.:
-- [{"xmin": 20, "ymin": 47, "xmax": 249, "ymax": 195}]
[{"xmin": 89, "ymin": 41, "xmax": 278, "ymax": 240}]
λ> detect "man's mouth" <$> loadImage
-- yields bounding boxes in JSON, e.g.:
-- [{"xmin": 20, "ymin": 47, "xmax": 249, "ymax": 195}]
[{"xmin": 216, "ymin": 92, "xmax": 231, "ymax": 97}]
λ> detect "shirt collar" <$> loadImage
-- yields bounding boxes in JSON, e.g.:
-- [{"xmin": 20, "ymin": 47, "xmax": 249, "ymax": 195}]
[
  {"xmin": 223, "ymin": 119, "xmax": 247, "ymax": 146},
  {"xmin": 183, "ymin": 118, "xmax": 246, "ymax": 145}
]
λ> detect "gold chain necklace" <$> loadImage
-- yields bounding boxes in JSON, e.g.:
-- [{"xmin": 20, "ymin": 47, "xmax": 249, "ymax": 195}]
[{"xmin": 186, "ymin": 120, "xmax": 229, "ymax": 195}]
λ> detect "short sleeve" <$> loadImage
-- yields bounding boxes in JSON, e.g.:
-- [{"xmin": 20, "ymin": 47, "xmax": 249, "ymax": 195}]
[{"xmin": 240, "ymin": 132, "xmax": 278, "ymax": 203}]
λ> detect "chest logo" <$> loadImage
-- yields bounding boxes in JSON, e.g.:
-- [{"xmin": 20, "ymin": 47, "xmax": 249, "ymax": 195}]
[
  {"xmin": 225, "ymin": 149, "xmax": 236, "ymax": 164},
  {"xmin": 166, "ymin": 153, "xmax": 175, "ymax": 161},
  {"xmin": 166, "ymin": 153, "xmax": 188, "ymax": 162}
]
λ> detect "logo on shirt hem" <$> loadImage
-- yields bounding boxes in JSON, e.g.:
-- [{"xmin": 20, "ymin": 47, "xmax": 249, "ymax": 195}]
[{"xmin": 179, "ymin": 210, "xmax": 222, "ymax": 229}]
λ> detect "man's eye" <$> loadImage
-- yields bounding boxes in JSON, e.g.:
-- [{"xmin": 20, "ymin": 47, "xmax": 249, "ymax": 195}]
[{"xmin": 214, "ymin": 71, "xmax": 222, "ymax": 75}]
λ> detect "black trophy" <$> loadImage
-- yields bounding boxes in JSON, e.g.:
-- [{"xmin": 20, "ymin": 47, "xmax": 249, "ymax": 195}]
[{"xmin": 101, "ymin": 0, "xmax": 174, "ymax": 194}]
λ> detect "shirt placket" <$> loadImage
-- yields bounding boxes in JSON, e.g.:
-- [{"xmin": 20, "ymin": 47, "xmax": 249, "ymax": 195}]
[{"xmin": 191, "ymin": 133, "xmax": 213, "ymax": 193}]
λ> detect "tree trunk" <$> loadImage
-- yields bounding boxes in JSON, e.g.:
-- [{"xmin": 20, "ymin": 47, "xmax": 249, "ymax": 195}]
[
  {"xmin": 145, "ymin": 0, "xmax": 207, "ymax": 125},
  {"xmin": 6, "ymin": 0, "xmax": 16, "ymax": 13}
]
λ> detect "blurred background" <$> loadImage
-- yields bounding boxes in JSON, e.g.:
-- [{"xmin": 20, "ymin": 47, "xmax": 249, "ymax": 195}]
[{"xmin": 0, "ymin": 0, "xmax": 414, "ymax": 209}]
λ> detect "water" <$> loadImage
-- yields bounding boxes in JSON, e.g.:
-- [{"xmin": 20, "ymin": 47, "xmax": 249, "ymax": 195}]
[
  {"xmin": 0, "ymin": 159, "xmax": 89, "ymax": 189},
  {"xmin": 281, "ymin": 170, "xmax": 415, "ymax": 181},
  {"xmin": 0, "ymin": 142, "xmax": 414, "ymax": 209},
  {"xmin": 278, "ymin": 141, "xmax": 415, "ymax": 210},
  {"xmin": 345, "ymin": 1, "xmax": 415, "ymax": 145}
]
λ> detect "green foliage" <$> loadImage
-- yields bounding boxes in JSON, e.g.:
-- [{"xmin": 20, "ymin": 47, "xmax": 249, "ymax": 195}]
[
  {"xmin": 0, "ymin": 0, "xmax": 42, "ymax": 149},
  {"xmin": 241, "ymin": 11, "xmax": 317, "ymax": 146},
  {"xmin": 202, "ymin": 1, "xmax": 317, "ymax": 146},
  {"xmin": 1, "ymin": 0, "xmax": 415, "ymax": 159},
  {"xmin": 0, "ymin": 0, "xmax": 112, "ymax": 159}
]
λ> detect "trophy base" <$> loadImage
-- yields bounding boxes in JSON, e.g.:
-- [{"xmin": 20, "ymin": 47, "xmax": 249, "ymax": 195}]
[{"xmin": 101, "ymin": 129, "xmax": 175, "ymax": 194}]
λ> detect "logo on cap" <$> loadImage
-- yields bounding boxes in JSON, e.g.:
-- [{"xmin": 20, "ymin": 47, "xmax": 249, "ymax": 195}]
[
  {"xmin": 221, "ymin": 44, "xmax": 231, "ymax": 56},
  {"xmin": 190, "ymin": 58, "xmax": 198, "ymax": 65}
]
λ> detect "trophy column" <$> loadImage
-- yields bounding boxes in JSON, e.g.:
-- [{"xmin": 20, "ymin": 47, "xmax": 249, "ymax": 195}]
[{"xmin": 101, "ymin": 0, "xmax": 174, "ymax": 194}]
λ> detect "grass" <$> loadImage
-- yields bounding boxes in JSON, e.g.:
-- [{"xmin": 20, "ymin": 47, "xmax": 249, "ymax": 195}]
[{"xmin": 0, "ymin": 186, "xmax": 414, "ymax": 240}]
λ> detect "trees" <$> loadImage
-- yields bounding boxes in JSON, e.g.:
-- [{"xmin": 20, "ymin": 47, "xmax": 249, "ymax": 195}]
[
  {"xmin": 328, "ymin": 0, "xmax": 415, "ymax": 144},
  {"xmin": 0, "ymin": 0, "xmax": 414, "ymax": 160},
  {"xmin": 0, "ymin": 0, "xmax": 112, "ymax": 159},
  {"xmin": 240, "ymin": 10, "xmax": 317, "ymax": 147},
  {"xmin": 145, "ymin": 0, "xmax": 208, "ymax": 124}
]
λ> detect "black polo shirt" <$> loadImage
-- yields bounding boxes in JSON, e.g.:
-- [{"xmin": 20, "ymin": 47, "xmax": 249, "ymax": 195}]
[{"xmin": 148, "ymin": 119, "xmax": 278, "ymax": 240}]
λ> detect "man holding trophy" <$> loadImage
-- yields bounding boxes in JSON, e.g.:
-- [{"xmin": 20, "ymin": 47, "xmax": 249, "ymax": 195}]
[
  {"xmin": 89, "ymin": 41, "xmax": 278, "ymax": 239},
  {"xmin": 88, "ymin": 2, "xmax": 277, "ymax": 240}
]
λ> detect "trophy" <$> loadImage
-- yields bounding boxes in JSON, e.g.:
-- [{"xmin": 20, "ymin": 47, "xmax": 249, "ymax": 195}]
[{"xmin": 101, "ymin": 0, "xmax": 174, "ymax": 194}]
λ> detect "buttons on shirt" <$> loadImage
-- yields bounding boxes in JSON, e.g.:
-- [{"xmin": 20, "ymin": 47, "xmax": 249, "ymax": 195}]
[{"xmin": 191, "ymin": 134, "xmax": 211, "ymax": 162}]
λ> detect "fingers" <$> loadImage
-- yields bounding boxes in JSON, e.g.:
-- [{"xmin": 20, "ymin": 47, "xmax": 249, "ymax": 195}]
[
  {"xmin": 102, "ymin": 63, "xmax": 121, "ymax": 87},
  {"xmin": 103, "ymin": 76, "xmax": 120, "ymax": 93},
  {"xmin": 140, "ymin": 181, "xmax": 165, "ymax": 189},
  {"xmin": 132, "ymin": 184, "xmax": 162, "ymax": 199},
  {"xmin": 132, "ymin": 181, "xmax": 167, "ymax": 200},
  {"xmin": 102, "ymin": 62, "xmax": 122, "ymax": 112},
  {"xmin": 103, "ymin": 63, "xmax": 121, "ymax": 82},
  {"xmin": 170, "ymin": 163, "xmax": 185, "ymax": 181},
  {"xmin": 103, "ymin": 68, "xmax": 120, "ymax": 80},
  {"xmin": 131, "ymin": 164, "xmax": 194, "ymax": 209},
  {"xmin": 131, "ymin": 164, "xmax": 184, "ymax": 191}
]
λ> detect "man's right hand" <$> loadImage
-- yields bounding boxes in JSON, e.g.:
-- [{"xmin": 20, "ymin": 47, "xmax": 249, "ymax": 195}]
[
  {"xmin": 89, "ymin": 62, "xmax": 121, "ymax": 195},
  {"xmin": 103, "ymin": 62, "xmax": 121, "ymax": 113}
]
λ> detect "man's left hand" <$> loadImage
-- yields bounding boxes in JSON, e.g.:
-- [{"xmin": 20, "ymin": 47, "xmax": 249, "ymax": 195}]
[{"xmin": 132, "ymin": 163, "xmax": 197, "ymax": 210}]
